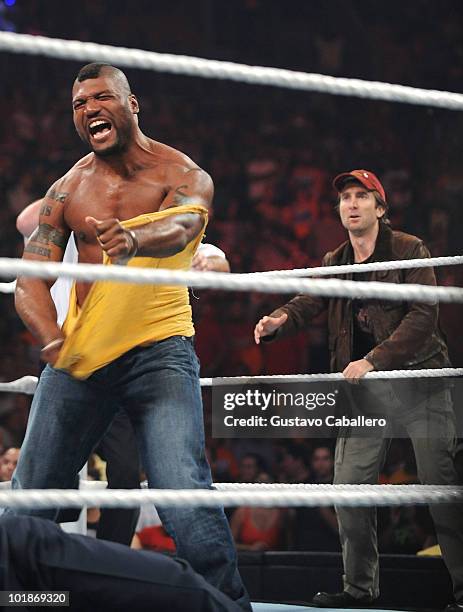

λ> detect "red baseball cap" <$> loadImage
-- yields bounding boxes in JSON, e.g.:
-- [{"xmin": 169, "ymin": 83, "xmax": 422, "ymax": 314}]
[{"xmin": 333, "ymin": 169, "xmax": 386, "ymax": 203}]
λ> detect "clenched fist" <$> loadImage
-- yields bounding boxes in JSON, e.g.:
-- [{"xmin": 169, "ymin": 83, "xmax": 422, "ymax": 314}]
[
  {"xmin": 254, "ymin": 312, "xmax": 288, "ymax": 344},
  {"xmin": 86, "ymin": 216, "xmax": 138, "ymax": 263}
]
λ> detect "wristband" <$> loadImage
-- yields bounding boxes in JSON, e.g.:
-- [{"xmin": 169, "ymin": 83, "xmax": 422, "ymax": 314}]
[
  {"xmin": 127, "ymin": 229, "xmax": 139, "ymax": 258},
  {"xmin": 41, "ymin": 338, "xmax": 64, "ymax": 353}
]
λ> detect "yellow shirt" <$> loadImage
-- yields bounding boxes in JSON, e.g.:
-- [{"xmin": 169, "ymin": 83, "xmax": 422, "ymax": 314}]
[{"xmin": 55, "ymin": 204, "xmax": 208, "ymax": 379}]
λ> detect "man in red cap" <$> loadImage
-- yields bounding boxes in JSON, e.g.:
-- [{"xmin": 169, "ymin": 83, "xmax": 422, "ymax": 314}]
[{"xmin": 254, "ymin": 170, "xmax": 463, "ymax": 610}]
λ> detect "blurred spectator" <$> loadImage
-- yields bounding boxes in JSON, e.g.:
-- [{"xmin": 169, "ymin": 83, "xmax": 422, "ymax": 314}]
[
  {"xmin": 238, "ymin": 453, "xmax": 266, "ymax": 483},
  {"xmin": 230, "ymin": 472, "xmax": 288, "ymax": 551},
  {"xmin": 206, "ymin": 439, "xmax": 239, "ymax": 482},
  {"xmin": 310, "ymin": 444, "xmax": 335, "ymax": 484},
  {"xmin": 0, "ymin": 447, "xmax": 20, "ymax": 482},
  {"xmin": 279, "ymin": 443, "xmax": 311, "ymax": 484},
  {"xmin": 290, "ymin": 445, "xmax": 340, "ymax": 552}
]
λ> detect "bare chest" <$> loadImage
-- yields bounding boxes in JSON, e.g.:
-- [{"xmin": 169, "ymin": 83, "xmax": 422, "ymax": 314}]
[{"xmin": 65, "ymin": 173, "xmax": 168, "ymax": 246}]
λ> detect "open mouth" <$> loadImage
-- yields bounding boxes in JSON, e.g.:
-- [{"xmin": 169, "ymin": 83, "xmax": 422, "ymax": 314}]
[{"xmin": 88, "ymin": 119, "xmax": 113, "ymax": 141}]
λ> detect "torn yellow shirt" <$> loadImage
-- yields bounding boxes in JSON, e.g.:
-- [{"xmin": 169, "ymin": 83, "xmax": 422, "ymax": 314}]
[{"xmin": 55, "ymin": 204, "xmax": 208, "ymax": 379}]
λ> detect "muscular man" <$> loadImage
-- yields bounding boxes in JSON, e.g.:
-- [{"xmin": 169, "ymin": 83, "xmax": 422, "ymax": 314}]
[
  {"xmin": 17, "ymin": 199, "xmax": 230, "ymax": 278},
  {"xmin": 0, "ymin": 515, "xmax": 241, "ymax": 612},
  {"xmin": 15, "ymin": 198, "xmax": 230, "ymax": 546},
  {"xmin": 254, "ymin": 170, "xmax": 463, "ymax": 611},
  {"xmin": 13, "ymin": 63, "xmax": 250, "ymax": 610}
]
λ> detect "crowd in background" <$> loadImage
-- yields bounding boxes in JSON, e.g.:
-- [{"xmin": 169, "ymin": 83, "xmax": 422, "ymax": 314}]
[{"xmin": 1, "ymin": 0, "xmax": 462, "ymax": 555}]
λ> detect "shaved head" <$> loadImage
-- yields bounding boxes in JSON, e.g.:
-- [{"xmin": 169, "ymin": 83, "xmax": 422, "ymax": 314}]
[{"xmin": 75, "ymin": 63, "xmax": 131, "ymax": 96}]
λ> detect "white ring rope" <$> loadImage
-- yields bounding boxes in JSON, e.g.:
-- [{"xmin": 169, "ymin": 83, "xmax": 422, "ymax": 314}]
[
  {"xmin": 254, "ymin": 255, "xmax": 463, "ymax": 278},
  {"xmin": 0, "ymin": 368, "xmax": 461, "ymax": 396},
  {"xmin": 0, "ymin": 376, "xmax": 38, "ymax": 395},
  {"xmin": 0, "ymin": 485, "xmax": 461, "ymax": 509},
  {"xmin": 1, "ymin": 256, "xmax": 461, "ymax": 295},
  {"xmin": 1, "ymin": 258, "xmax": 463, "ymax": 303},
  {"xmin": 0, "ymin": 280, "xmax": 15, "ymax": 294},
  {"xmin": 65, "ymin": 480, "xmax": 463, "ymax": 494},
  {"xmin": 1, "ymin": 32, "xmax": 463, "ymax": 111}
]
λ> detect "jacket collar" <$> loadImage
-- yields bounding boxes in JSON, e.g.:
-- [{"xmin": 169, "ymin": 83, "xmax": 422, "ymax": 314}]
[{"xmin": 337, "ymin": 222, "xmax": 393, "ymax": 265}]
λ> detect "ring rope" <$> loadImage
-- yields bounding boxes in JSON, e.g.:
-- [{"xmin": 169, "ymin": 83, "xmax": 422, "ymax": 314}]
[
  {"xmin": 1, "ymin": 258, "xmax": 463, "ymax": 303},
  {"xmin": 253, "ymin": 255, "xmax": 463, "ymax": 278},
  {"xmin": 0, "ymin": 485, "xmax": 461, "ymax": 509},
  {"xmin": 47, "ymin": 480, "xmax": 463, "ymax": 494},
  {"xmin": 0, "ymin": 280, "xmax": 15, "ymax": 294},
  {"xmin": 1, "ymin": 32, "xmax": 463, "ymax": 111},
  {"xmin": 0, "ymin": 368, "xmax": 461, "ymax": 396},
  {"xmin": 2, "ymin": 256, "xmax": 461, "ymax": 295},
  {"xmin": 5, "ymin": 480, "xmax": 458, "ymax": 492}
]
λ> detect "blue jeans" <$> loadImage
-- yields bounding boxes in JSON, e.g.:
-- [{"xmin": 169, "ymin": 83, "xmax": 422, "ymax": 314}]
[{"xmin": 11, "ymin": 336, "xmax": 251, "ymax": 610}]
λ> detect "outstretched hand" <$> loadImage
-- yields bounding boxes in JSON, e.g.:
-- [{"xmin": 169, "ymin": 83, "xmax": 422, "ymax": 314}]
[
  {"xmin": 254, "ymin": 313, "xmax": 288, "ymax": 344},
  {"xmin": 86, "ymin": 217, "xmax": 137, "ymax": 263}
]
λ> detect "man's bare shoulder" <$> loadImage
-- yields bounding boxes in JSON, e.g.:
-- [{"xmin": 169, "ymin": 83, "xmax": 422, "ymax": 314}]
[
  {"xmin": 45, "ymin": 153, "xmax": 94, "ymax": 200},
  {"xmin": 147, "ymin": 140, "xmax": 213, "ymax": 210},
  {"xmin": 150, "ymin": 140, "xmax": 211, "ymax": 183},
  {"xmin": 152, "ymin": 140, "xmax": 197, "ymax": 169},
  {"xmin": 73, "ymin": 152, "xmax": 95, "ymax": 170},
  {"xmin": 67, "ymin": 153, "xmax": 95, "ymax": 182}
]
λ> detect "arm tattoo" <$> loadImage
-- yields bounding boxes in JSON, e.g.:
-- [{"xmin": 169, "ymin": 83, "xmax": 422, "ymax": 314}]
[
  {"xmin": 33, "ymin": 224, "xmax": 68, "ymax": 249},
  {"xmin": 24, "ymin": 244, "xmax": 51, "ymax": 257},
  {"xmin": 40, "ymin": 204, "xmax": 53, "ymax": 216},
  {"xmin": 46, "ymin": 188, "xmax": 69, "ymax": 203}
]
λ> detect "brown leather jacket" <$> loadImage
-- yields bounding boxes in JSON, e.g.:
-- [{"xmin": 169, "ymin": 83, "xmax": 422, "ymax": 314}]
[{"xmin": 268, "ymin": 223, "xmax": 450, "ymax": 372}]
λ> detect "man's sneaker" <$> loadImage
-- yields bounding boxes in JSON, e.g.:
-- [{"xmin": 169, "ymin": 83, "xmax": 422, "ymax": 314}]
[
  {"xmin": 445, "ymin": 604, "xmax": 463, "ymax": 612},
  {"xmin": 312, "ymin": 591, "xmax": 377, "ymax": 608}
]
